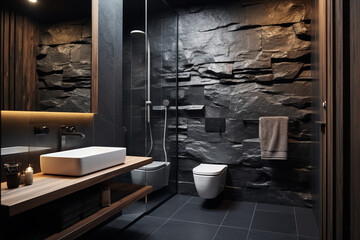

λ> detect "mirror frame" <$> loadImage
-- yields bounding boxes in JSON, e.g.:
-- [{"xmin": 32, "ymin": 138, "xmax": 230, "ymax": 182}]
[
  {"xmin": 0, "ymin": 0, "xmax": 98, "ymax": 113},
  {"xmin": 91, "ymin": 0, "xmax": 98, "ymax": 113}
]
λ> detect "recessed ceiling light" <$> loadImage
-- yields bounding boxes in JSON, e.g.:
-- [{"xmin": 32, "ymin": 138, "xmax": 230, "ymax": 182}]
[{"xmin": 28, "ymin": 0, "xmax": 37, "ymax": 3}]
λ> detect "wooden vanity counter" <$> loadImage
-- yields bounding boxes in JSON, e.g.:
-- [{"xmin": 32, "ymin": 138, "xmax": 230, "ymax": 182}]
[{"xmin": 1, "ymin": 156, "xmax": 152, "ymax": 217}]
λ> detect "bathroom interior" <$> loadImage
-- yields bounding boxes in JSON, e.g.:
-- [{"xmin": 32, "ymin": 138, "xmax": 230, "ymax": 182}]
[{"xmin": 1, "ymin": 0, "xmax": 360, "ymax": 240}]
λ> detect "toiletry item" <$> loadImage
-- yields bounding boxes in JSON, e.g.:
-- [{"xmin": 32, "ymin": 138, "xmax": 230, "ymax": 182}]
[
  {"xmin": 6, "ymin": 173, "xmax": 21, "ymax": 189},
  {"xmin": 4, "ymin": 162, "xmax": 22, "ymax": 189},
  {"xmin": 25, "ymin": 165, "xmax": 33, "ymax": 185},
  {"xmin": 20, "ymin": 171, "xmax": 25, "ymax": 184},
  {"xmin": 101, "ymin": 186, "xmax": 111, "ymax": 207}
]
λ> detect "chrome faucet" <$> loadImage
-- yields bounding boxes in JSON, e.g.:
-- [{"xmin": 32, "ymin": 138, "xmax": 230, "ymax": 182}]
[{"xmin": 59, "ymin": 125, "xmax": 85, "ymax": 150}]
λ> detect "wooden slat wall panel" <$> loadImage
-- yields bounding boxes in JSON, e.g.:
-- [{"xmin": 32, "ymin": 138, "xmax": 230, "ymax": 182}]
[
  {"xmin": 1, "ymin": 11, "xmax": 4, "ymax": 108},
  {"xmin": 29, "ymin": 18, "xmax": 38, "ymax": 110},
  {"xmin": 34, "ymin": 22, "xmax": 39, "ymax": 110},
  {"xmin": 23, "ymin": 16, "xmax": 29, "ymax": 110},
  {"xmin": 14, "ymin": 14, "xmax": 23, "ymax": 110},
  {"xmin": 3, "ymin": 10, "xmax": 10, "ymax": 110},
  {"xmin": 24, "ymin": 16, "xmax": 31, "ymax": 110},
  {"xmin": 9, "ymin": 11, "xmax": 15, "ymax": 110},
  {"xmin": 0, "ymin": 10, "xmax": 39, "ymax": 111}
]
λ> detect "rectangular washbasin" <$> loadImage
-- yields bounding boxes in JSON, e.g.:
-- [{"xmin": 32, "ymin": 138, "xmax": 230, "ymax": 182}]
[{"xmin": 40, "ymin": 146, "xmax": 126, "ymax": 176}]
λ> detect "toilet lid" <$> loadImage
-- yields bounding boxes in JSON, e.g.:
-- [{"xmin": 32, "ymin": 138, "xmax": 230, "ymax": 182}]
[
  {"xmin": 138, "ymin": 161, "xmax": 168, "ymax": 171},
  {"xmin": 193, "ymin": 164, "xmax": 227, "ymax": 176}
]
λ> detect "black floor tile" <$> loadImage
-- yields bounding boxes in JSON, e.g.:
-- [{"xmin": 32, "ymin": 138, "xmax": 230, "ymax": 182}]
[
  {"xmin": 251, "ymin": 211, "xmax": 297, "ymax": 234},
  {"xmin": 295, "ymin": 207, "xmax": 319, "ymax": 238},
  {"xmin": 248, "ymin": 230, "xmax": 297, "ymax": 240},
  {"xmin": 256, "ymin": 203, "xmax": 294, "ymax": 214},
  {"xmin": 213, "ymin": 226, "xmax": 248, "ymax": 240},
  {"xmin": 171, "ymin": 200, "xmax": 231, "ymax": 225},
  {"xmin": 188, "ymin": 196, "xmax": 204, "ymax": 204},
  {"xmin": 148, "ymin": 220, "xmax": 218, "ymax": 240},
  {"xmin": 85, "ymin": 213, "xmax": 141, "ymax": 240},
  {"xmin": 90, "ymin": 195, "xmax": 319, "ymax": 240},
  {"xmin": 222, "ymin": 201, "xmax": 255, "ymax": 229},
  {"xmin": 149, "ymin": 195, "xmax": 191, "ymax": 218},
  {"xmin": 189, "ymin": 196, "xmax": 233, "ymax": 209},
  {"xmin": 115, "ymin": 216, "xmax": 166, "ymax": 240}
]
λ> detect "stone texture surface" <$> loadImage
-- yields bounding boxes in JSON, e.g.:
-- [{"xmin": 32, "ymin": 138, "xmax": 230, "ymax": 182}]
[
  {"xmin": 40, "ymin": 20, "xmax": 91, "ymax": 45},
  {"xmin": 173, "ymin": 0, "xmax": 313, "ymax": 207},
  {"xmin": 37, "ymin": 20, "xmax": 91, "ymax": 112},
  {"xmin": 273, "ymin": 62, "xmax": 304, "ymax": 80}
]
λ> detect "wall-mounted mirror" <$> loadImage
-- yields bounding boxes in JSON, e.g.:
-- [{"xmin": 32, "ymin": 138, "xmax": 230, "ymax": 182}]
[{"xmin": 0, "ymin": 0, "xmax": 98, "ymax": 113}]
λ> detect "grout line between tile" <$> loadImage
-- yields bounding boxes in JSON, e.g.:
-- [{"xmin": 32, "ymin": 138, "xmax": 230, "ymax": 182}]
[
  {"xmin": 170, "ymin": 218, "xmax": 221, "ymax": 227},
  {"xmin": 217, "ymin": 224, "xmax": 249, "ymax": 231},
  {"xmin": 246, "ymin": 203, "xmax": 257, "ymax": 240},
  {"xmin": 250, "ymin": 229, "xmax": 299, "ymax": 237},
  {"xmin": 298, "ymin": 234, "xmax": 319, "ymax": 239},
  {"xmin": 211, "ymin": 201, "xmax": 233, "ymax": 240},
  {"xmin": 293, "ymin": 207, "xmax": 299, "ymax": 240},
  {"xmin": 145, "ymin": 196, "xmax": 192, "ymax": 240},
  {"xmin": 146, "ymin": 215, "xmax": 169, "ymax": 220},
  {"xmin": 255, "ymin": 208, "xmax": 295, "ymax": 214}
]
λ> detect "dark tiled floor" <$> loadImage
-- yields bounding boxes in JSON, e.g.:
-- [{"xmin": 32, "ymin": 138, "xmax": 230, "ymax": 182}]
[{"xmin": 115, "ymin": 195, "xmax": 320, "ymax": 240}]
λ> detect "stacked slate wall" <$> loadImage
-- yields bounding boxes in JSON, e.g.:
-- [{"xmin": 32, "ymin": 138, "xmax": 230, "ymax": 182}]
[
  {"xmin": 170, "ymin": 0, "xmax": 313, "ymax": 207},
  {"xmin": 36, "ymin": 20, "xmax": 91, "ymax": 112}
]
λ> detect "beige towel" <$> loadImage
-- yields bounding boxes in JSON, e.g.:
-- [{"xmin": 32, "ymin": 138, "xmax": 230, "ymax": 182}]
[{"xmin": 259, "ymin": 116, "xmax": 288, "ymax": 160}]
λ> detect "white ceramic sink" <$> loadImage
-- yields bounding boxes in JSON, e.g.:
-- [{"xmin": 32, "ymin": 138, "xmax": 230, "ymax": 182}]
[{"xmin": 40, "ymin": 146, "xmax": 126, "ymax": 176}]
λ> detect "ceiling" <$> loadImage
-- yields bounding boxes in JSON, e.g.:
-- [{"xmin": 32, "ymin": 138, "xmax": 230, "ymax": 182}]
[
  {"xmin": 165, "ymin": 0, "xmax": 224, "ymax": 8},
  {"xmin": 1, "ymin": 0, "xmax": 91, "ymax": 23}
]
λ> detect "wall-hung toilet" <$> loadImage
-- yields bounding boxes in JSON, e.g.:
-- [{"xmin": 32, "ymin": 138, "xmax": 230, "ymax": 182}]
[
  {"xmin": 131, "ymin": 161, "xmax": 171, "ymax": 192},
  {"xmin": 193, "ymin": 164, "xmax": 228, "ymax": 199}
]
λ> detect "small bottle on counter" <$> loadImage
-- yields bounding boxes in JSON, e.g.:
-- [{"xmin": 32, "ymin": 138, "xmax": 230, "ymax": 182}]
[
  {"xmin": 25, "ymin": 164, "xmax": 33, "ymax": 185},
  {"xmin": 101, "ymin": 186, "xmax": 111, "ymax": 207}
]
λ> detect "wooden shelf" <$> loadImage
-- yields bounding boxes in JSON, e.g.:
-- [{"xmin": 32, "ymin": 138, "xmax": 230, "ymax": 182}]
[
  {"xmin": 1, "ymin": 156, "xmax": 152, "ymax": 217},
  {"xmin": 46, "ymin": 184, "xmax": 152, "ymax": 240}
]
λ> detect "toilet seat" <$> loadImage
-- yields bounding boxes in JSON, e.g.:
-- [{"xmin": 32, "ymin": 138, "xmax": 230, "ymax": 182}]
[{"xmin": 193, "ymin": 164, "xmax": 227, "ymax": 176}]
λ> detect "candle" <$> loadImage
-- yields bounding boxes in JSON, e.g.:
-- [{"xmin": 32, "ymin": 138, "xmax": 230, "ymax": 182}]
[
  {"xmin": 25, "ymin": 165, "xmax": 33, "ymax": 185},
  {"xmin": 20, "ymin": 171, "xmax": 25, "ymax": 184}
]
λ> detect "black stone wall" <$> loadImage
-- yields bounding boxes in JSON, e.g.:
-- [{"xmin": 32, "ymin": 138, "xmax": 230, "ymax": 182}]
[
  {"xmin": 37, "ymin": 20, "xmax": 92, "ymax": 112},
  {"xmin": 172, "ymin": 0, "xmax": 313, "ymax": 207}
]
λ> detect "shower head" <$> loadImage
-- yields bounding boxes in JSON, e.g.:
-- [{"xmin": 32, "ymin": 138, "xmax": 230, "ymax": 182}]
[
  {"xmin": 130, "ymin": 30, "xmax": 146, "ymax": 39},
  {"xmin": 163, "ymin": 99, "xmax": 170, "ymax": 107}
]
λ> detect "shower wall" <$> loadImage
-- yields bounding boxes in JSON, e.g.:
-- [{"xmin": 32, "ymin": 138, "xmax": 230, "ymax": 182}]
[
  {"xmin": 123, "ymin": 0, "xmax": 146, "ymax": 156},
  {"xmin": 173, "ymin": 0, "xmax": 313, "ymax": 207},
  {"xmin": 147, "ymin": 1, "xmax": 178, "ymax": 166},
  {"xmin": 122, "ymin": 0, "xmax": 178, "ymax": 198}
]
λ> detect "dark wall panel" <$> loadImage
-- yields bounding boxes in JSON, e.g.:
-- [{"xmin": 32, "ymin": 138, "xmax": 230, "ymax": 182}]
[{"xmin": 94, "ymin": 0, "xmax": 123, "ymax": 146}]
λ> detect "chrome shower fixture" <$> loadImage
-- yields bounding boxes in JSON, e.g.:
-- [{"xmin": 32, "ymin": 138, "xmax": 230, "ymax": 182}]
[
  {"xmin": 131, "ymin": 29, "xmax": 152, "ymax": 156},
  {"xmin": 130, "ymin": 30, "xmax": 146, "ymax": 38},
  {"xmin": 163, "ymin": 99, "xmax": 170, "ymax": 107}
]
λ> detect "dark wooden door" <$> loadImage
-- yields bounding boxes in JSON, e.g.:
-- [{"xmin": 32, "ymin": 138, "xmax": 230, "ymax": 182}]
[
  {"xmin": 317, "ymin": 0, "xmax": 334, "ymax": 239},
  {"xmin": 349, "ymin": 0, "xmax": 360, "ymax": 239}
]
